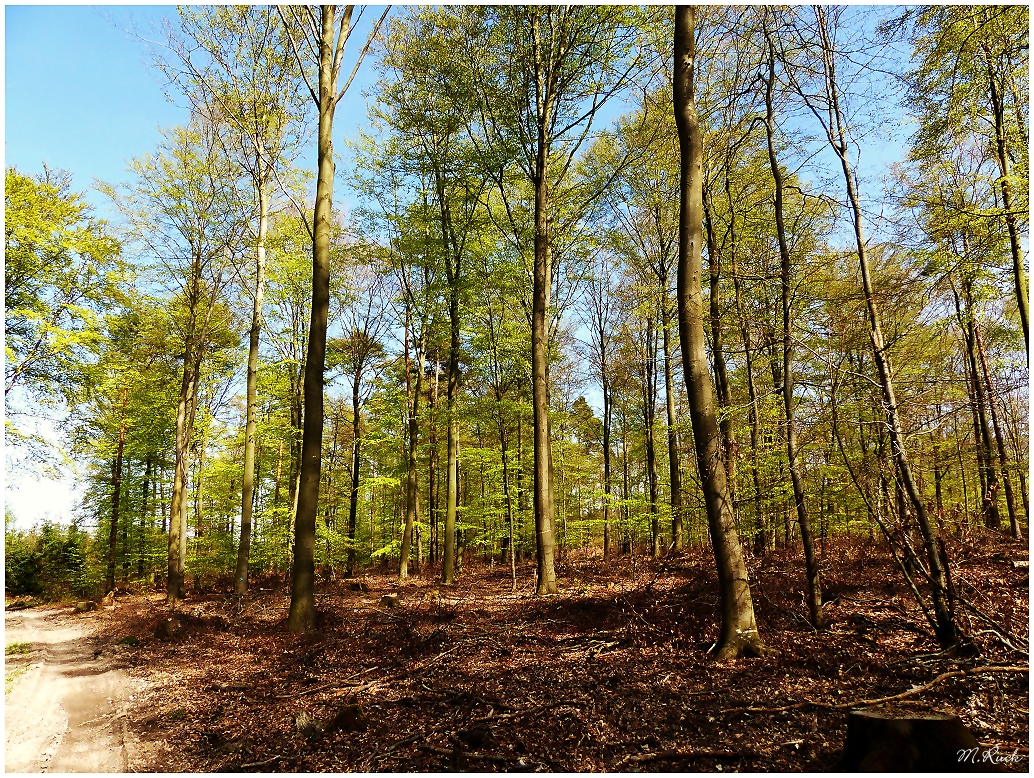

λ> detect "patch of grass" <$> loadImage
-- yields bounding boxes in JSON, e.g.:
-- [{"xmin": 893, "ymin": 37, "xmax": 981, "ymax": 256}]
[
  {"xmin": 5, "ymin": 641, "xmax": 31, "ymax": 656},
  {"xmin": 166, "ymin": 709, "xmax": 186, "ymax": 721},
  {"xmin": 118, "ymin": 635, "xmax": 141, "ymax": 646},
  {"xmin": 5, "ymin": 665, "xmax": 28, "ymax": 694}
]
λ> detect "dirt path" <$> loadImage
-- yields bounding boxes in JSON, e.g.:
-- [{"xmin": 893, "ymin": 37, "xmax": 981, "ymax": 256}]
[{"xmin": 5, "ymin": 606, "xmax": 144, "ymax": 773}]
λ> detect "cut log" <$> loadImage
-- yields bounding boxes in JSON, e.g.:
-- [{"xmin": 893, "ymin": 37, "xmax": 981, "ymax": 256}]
[
  {"xmin": 381, "ymin": 593, "xmax": 399, "ymax": 608},
  {"xmin": 1011, "ymin": 560, "xmax": 1028, "ymax": 569},
  {"xmin": 840, "ymin": 708, "xmax": 1003, "ymax": 772}
]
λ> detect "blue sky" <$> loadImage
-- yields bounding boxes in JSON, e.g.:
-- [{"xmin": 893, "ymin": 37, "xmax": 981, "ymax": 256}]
[
  {"xmin": 5, "ymin": 6, "xmax": 186, "ymax": 212},
  {"xmin": 5, "ymin": 5, "xmax": 384, "ymax": 218}
]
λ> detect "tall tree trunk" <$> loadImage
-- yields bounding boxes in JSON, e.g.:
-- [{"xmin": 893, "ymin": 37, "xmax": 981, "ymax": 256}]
[
  {"xmin": 962, "ymin": 280, "xmax": 1001, "ymax": 529},
  {"xmin": 662, "ymin": 296, "xmax": 683, "ymax": 550},
  {"xmin": 441, "ymin": 197, "xmax": 463, "ymax": 584},
  {"xmin": 703, "ymin": 191, "xmax": 736, "ymax": 505},
  {"xmin": 953, "ymin": 283, "xmax": 991, "ymax": 515},
  {"xmin": 602, "ymin": 369, "xmax": 613, "ymax": 562},
  {"xmin": 428, "ymin": 358, "xmax": 440, "ymax": 566},
  {"xmin": 814, "ymin": 6, "xmax": 959, "ymax": 648},
  {"xmin": 107, "ymin": 395, "xmax": 128, "ymax": 594},
  {"xmin": 763, "ymin": 28, "xmax": 824, "ymax": 628},
  {"xmin": 974, "ymin": 323, "xmax": 1021, "ymax": 539},
  {"xmin": 235, "ymin": 177, "xmax": 270, "ymax": 595},
  {"xmin": 288, "ymin": 5, "xmax": 351, "ymax": 633},
  {"xmin": 983, "ymin": 36, "xmax": 1028, "ymax": 354},
  {"xmin": 168, "ymin": 353, "xmax": 200, "ymax": 604},
  {"xmin": 643, "ymin": 306, "xmax": 660, "ymax": 557},
  {"xmin": 138, "ymin": 455, "xmax": 151, "ymax": 579},
  {"xmin": 346, "ymin": 370, "xmax": 362, "ymax": 576},
  {"xmin": 500, "ymin": 423, "xmax": 517, "ymax": 590},
  {"xmin": 401, "ymin": 315, "xmax": 425, "ymax": 580},
  {"xmin": 530, "ymin": 12, "xmax": 558, "ymax": 595},
  {"xmin": 621, "ymin": 408, "xmax": 631, "ymax": 554},
  {"xmin": 674, "ymin": 6, "xmax": 763, "ymax": 659}
]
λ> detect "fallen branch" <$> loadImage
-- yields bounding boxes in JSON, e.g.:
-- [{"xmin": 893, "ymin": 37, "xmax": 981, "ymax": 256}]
[
  {"xmin": 275, "ymin": 671, "xmax": 364, "ymax": 699},
  {"xmin": 364, "ymin": 732, "xmax": 424, "ymax": 768},
  {"xmin": 724, "ymin": 665, "xmax": 1029, "ymax": 714},
  {"xmin": 409, "ymin": 646, "xmax": 458, "ymax": 674},
  {"xmin": 467, "ymin": 703, "xmax": 549, "ymax": 726},
  {"xmin": 416, "ymin": 744, "xmax": 510, "ymax": 763},
  {"xmin": 613, "ymin": 748, "xmax": 755, "ymax": 769},
  {"xmin": 843, "ymin": 666, "xmax": 1029, "ymax": 707},
  {"xmin": 239, "ymin": 754, "xmax": 284, "ymax": 769}
]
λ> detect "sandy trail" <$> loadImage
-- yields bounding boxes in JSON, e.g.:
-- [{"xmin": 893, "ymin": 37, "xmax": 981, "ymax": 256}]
[{"xmin": 5, "ymin": 606, "xmax": 137, "ymax": 773}]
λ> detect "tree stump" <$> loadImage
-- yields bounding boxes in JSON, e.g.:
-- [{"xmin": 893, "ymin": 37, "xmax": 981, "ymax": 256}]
[
  {"xmin": 840, "ymin": 708, "xmax": 1002, "ymax": 772},
  {"xmin": 381, "ymin": 593, "xmax": 399, "ymax": 608}
]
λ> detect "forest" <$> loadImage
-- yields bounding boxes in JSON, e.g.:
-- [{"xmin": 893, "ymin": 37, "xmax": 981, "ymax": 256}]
[{"xmin": 4, "ymin": 4, "xmax": 1029, "ymax": 772}]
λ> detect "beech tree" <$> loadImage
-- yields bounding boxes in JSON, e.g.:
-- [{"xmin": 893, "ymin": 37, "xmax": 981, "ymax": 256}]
[
  {"xmin": 102, "ymin": 120, "xmax": 244, "ymax": 604},
  {"xmin": 461, "ymin": 5, "xmax": 647, "ymax": 594},
  {"xmin": 788, "ymin": 6, "xmax": 960, "ymax": 648},
  {"xmin": 278, "ymin": 4, "xmax": 388, "ymax": 632},
  {"xmin": 5, "ymin": 167, "xmax": 122, "ymax": 410},
  {"xmin": 674, "ymin": 6, "xmax": 764, "ymax": 659}
]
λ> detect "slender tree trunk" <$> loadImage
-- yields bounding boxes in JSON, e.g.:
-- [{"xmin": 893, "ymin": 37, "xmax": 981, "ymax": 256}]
[
  {"xmin": 983, "ymin": 38, "xmax": 1028, "ymax": 353},
  {"xmin": 815, "ymin": 6, "xmax": 958, "ymax": 648},
  {"xmin": 703, "ymin": 191, "xmax": 736, "ymax": 505},
  {"xmin": 962, "ymin": 280, "xmax": 1001, "ymax": 529},
  {"xmin": 168, "ymin": 354, "xmax": 199, "ymax": 604},
  {"xmin": 138, "ymin": 455, "xmax": 151, "ymax": 579},
  {"xmin": 530, "ymin": 12, "xmax": 558, "ymax": 595},
  {"xmin": 763, "ymin": 29, "xmax": 823, "ymax": 628},
  {"xmin": 732, "ymin": 254, "xmax": 765, "ymax": 554},
  {"xmin": 289, "ymin": 5, "xmax": 350, "ymax": 633},
  {"xmin": 953, "ymin": 284, "xmax": 991, "ymax": 514},
  {"xmin": 429, "ymin": 358, "xmax": 440, "ymax": 566},
  {"xmin": 619, "ymin": 408, "xmax": 632, "ymax": 553},
  {"xmin": 107, "ymin": 395, "xmax": 128, "ymax": 594},
  {"xmin": 401, "ymin": 315, "xmax": 425, "ymax": 580},
  {"xmin": 662, "ymin": 297, "xmax": 683, "ymax": 550},
  {"xmin": 975, "ymin": 324, "xmax": 1021, "ymax": 539},
  {"xmin": 500, "ymin": 422, "xmax": 517, "ymax": 590},
  {"xmin": 441, "ymin": 203, "xmax": 463, "ymax": 583},
  {"xmin": 346, "ymin": 372, "xmax": 362, "ymax": 576},
  {"xmin": 235, "ymin": 178, "xmax": 269, "ymax": 595},
  {"xmin": 674, "ymin": 6, "xmax": 763, "ymax": 659},
  {"xmin": 602, "ymin": 371, "xmax": 613, "ymax": 562},
  {"xmin": 643, "ymin": 306, "xmax": 660, "ymax": 557}
]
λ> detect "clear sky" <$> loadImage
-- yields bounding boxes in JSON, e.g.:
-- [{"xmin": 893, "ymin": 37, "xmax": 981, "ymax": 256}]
[{"xmin": 5, "ymin": 6, "xmax": 187, "ymax": 211}]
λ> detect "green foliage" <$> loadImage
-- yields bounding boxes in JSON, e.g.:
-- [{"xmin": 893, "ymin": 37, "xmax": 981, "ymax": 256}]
[
  {"xmin": 5, "ymin": 167, "xmax": 123, "ymax": 402},
  {"xmin": 4, "ymin": 522, "xmax": 91, "ymax": 599}
]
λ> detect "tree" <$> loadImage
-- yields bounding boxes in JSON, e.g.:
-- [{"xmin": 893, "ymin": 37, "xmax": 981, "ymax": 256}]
[
  {"xmin": 278, "ymin": 4, "xmax": 388, "ymax": 632},
  {"xmin": 103, "ymin": 120, "xmax": 245, "ymax": 604},
  {"xmin": 674, "ymin": 6, "xmax": 764, "ymax": 659},
  {"xmin": 5, "ymin": 167, "xmax": 122, "ymax": 408},
  {"xmin": 370, "ymin": 8, "xmax": 490, "ymax": 582},
  {"xmin": 760, "ymin": 7, "xmax": 824, "ymax": 629},
  {"xmin": 158, "ymin": 5, "xmax": 309, "ymax": 595},
  {"xmin": 789, "ymin": 6, "xmax": 960, "ymax": 648},
  {"xmin": 462, "ymin": 5, "xmax": 647, "ymax": 594},
  {"xmin": 898, "ymin": 5, "xmax": 1029, "ymax": 355},
  {"xmin": 326, "ymin": 261, "xmax": 389, "ymax": 576}
]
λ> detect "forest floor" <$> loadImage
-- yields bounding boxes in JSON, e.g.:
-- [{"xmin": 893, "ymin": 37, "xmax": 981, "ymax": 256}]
[{"xmin": 8, "ymin": 532, "xmax": 1029, "ymax": 772}]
